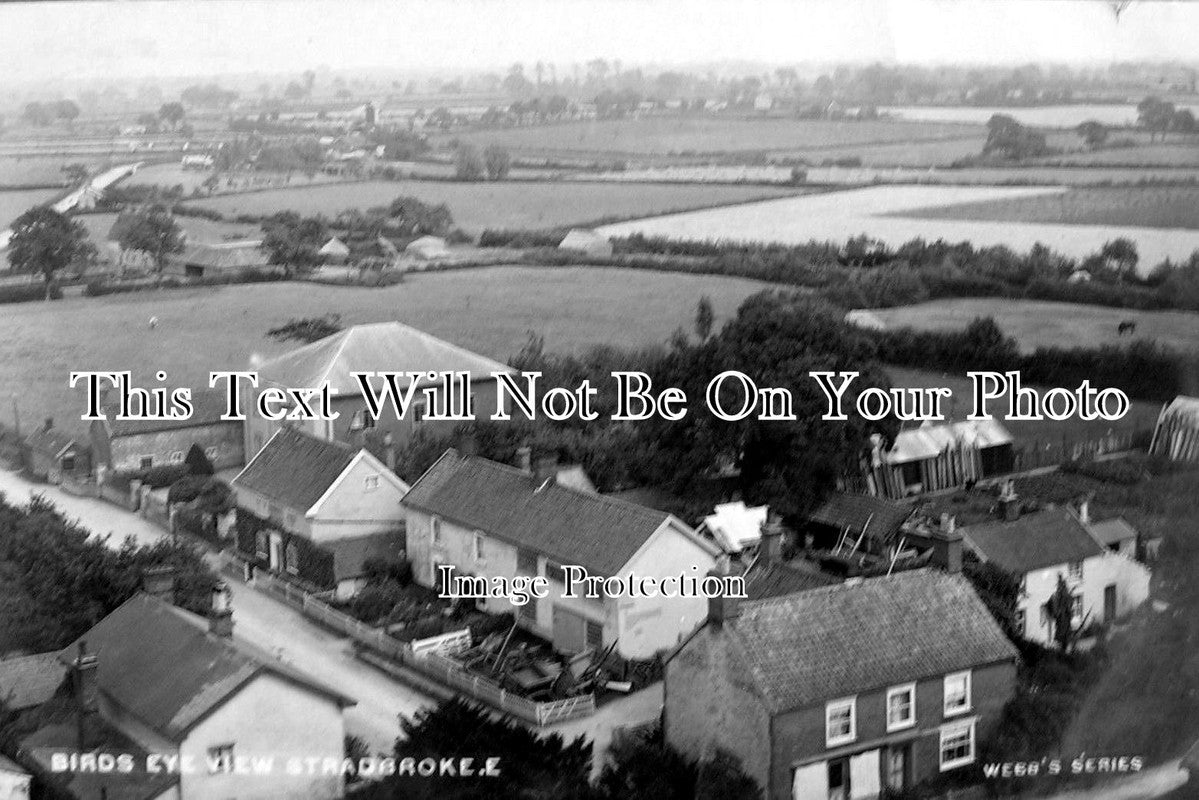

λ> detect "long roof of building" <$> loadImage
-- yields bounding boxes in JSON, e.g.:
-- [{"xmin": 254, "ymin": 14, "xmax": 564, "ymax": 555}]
[
  {"xmin": 403, "ymin": 449, "xmax": 713, "ymax": 575},
  {"xmin": 725, "ymin": 569, "xmax": 1017, "ymax": 713},
  {"xmin": 99, "ymin": 388, "xmax": 233, "ymax": 437},
  {"xmin": 887, "ymin": 419, "xmax": 1013, "ymax": 464},
  {"xmin": 257, "ymin": 321, "xmax": 513, "ymax": 397},
  {"xmin": 232, "ymin": 427, "xmax": 359, "ymax": 512},
  {"xmin": 961, "ymin": 506, "xmax": 1107, "ymax": 574},
  {"xmin": 59, "ymin": 593, "xmax": 354, "ymax": 742}
]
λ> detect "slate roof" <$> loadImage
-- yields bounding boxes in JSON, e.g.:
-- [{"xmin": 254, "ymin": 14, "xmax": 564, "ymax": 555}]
[
  {"xmin": 1086, "ymin": 517, "xmax": 1138, "ymax": 547},
  {"xmin": 100, "ymin": 388, "xmax": 233, "ymax": 437},
  {"xmin": 403, "ymin": 449, "xmax": 710, "ymax": 575},
  {"xmin": 961, "ymin": 507, "xmax": 1106, "ymax": 574},
  {"xmin": 743, "ymin": 559, "xmax": 840, "ymax": 601},
  {"xmin": 59, "ymin": 593, "xmax": 354, "ymax": 742},
  {"xmin": 809, "ymin": 492, "xmax": 914, "ymax": 538},
  {"xmin": 258, "ymin": 321, "xmax": 513, "ymax": 397},
  {"xmin": 24, "ymin": 426, "xmax": 78, "ymax": 457},
  {"xmin": 727, "ymin": 569, "xmax": 1017, "ymax": 713},
  {"xmin": 233, "ymin": 427, "xmax": 358, "ymax": 512},
  {"xmin": 0, "ymin": 652, "xmax": 66, "ymax": 710}
]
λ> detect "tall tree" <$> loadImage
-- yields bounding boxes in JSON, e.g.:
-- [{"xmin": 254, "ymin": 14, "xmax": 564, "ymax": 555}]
[
  {"xmin": 7, "ymin": 206, "xmax": 92, "ymax": 298},
  {"xmin": 109, "ymin": 205, "xmax": 185, "ymax": 277},
  {"xmin": 1044, "ymin": 574, "xmax": 1081, "ymax": 652},
  {"xmin": 454, "ymin": 143, "xmax": 485, "ymax": 181},
  {"xmin": 483, "ymin": 144, "xmax": 511, "ymax": 180},
  {"xmin": 158, "ymin": 101, "xmax": 186, "ymax": 129},
  {"xmin": 694, "ymin": 295, "xmax": 715, "ymax": 341},
  {"xmin": 261, "ymin": 211, "xmax": 327, "ymax": 275}
]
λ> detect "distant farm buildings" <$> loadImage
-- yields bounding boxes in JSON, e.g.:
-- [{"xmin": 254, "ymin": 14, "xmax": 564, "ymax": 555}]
[
  {"xmin": 167, "ymin": 240, "xmax": 272, "ymax": 279},
  {"xmin": 559, "ymin": 228, "xmax": 613, "ymax": 258},
  {"xmin": 405, "ymin": 235, "xmax": 450, "ymax": 261},
  {"xmin": 319, "ymin": 237, "xmax": 351, "ymax": 265}
]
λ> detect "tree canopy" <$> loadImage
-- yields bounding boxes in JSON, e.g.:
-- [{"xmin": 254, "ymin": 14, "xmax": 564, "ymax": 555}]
[
  {"xmin": 109, "ymin": 204, "xmax": 185, "ymax": 272},
  {"xmin": 7, "ymin": 205, "xmax": 93, "ymax": 296}
]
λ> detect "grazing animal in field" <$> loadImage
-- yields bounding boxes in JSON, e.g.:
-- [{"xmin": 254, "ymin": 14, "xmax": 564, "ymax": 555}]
[
  {"xmin": 148, "ymin": 316, "xmax": 158, "ymax": 329},
  {"xmin": 1117, "ymin": 320, "xmax": 1137, "ymax": 336}
]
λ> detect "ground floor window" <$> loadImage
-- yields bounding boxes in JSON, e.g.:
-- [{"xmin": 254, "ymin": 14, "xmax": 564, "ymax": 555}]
[
  {"xmin": 827, "ymin": 757, "xmax": 849, "ymax": 800},
  {"xmin": 939, "ymin": 719, "xmax": 976, "ymax": 771}
]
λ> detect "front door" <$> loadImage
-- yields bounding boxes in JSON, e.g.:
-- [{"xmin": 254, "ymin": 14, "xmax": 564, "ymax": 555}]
[
  {"xmin": 1104, "ymin": 584, "xmax": 1118, "ymax": 622},
  {"xmin": 827, "ymin": 758, "xmax": 850, "ymax": 800},
  {"xmin": 268, "ymin": 532, "xmax": 284, "ymax": 572},
  {"xmin": 885, "ymin": 745, "xmax": 908, "ymax": 792}
]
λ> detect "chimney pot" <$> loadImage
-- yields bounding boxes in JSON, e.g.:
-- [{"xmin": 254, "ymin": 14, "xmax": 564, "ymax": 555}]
[
  {"xmin": 706, "ymin": 566, "xmax": 740, "ymax": 626},
  {"xmin": 73, "ymin": 640, "xmax": 99, "ymax": 713},
  {"xmin": 209, "ymin": 581, "xmax": 234, "ymax": 638},
  {"xmin": 142, "ymin": 565, "xmax": 177, "ymax": 604},
  {"xmin": 1078, "ymin": 496, "xmax": 1091, "ymax": 525},
  {"xmin": 515, "ymin": 445, "xmax": 532, "ymax": 474},
  {"xmin": 759, "ymin": 518, "xmax": 785, "ymax": 564},
  {"xmin": 533, "ymin": 454, "xmax": 558, "ymax": 486}
]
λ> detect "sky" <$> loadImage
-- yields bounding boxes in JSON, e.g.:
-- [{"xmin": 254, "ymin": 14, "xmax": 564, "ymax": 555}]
[{"xmin": 0, "ymin": 0, "xmax": 1197, "ymax": 84}]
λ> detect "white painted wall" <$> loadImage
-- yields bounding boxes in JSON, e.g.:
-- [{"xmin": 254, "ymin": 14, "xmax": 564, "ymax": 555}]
[
  {"xmin": 307, "ymin": 455, "xmax": 408, "ymax": 544},
  {"xmin": 1016, "ymin": 553, "xmax": 1151, "ymax": 646}
]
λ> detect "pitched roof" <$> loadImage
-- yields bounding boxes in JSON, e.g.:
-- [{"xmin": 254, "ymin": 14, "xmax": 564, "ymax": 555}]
[
  {"xmin": 100, "ymin": 388, "xmax": 234, "ymax": 437},
  {"xmin": 24, "ymin": 426, "xmax": 78, "ymax": 457},
  {"xmin": 403, "ymin": 449, "xmax": 709, "ymax": 575},
  {"xmin": 1085, "ymin": 517, "xmax": 1138, "ymax": 547},
  {"xmin": 743, "ymin": 558, "xmax": 840, "ymax": 601},
  {"xmin": 961, "ymin": 507, "xmax": 1106, "ymax": 574},
  {"xmin": 258, "ymin": 321, "xmax": 512, "ymax": 397},
  {"xmin": 726, "ymin": 569, "xmax": 1017, "ymax": 713},
  {"xmin": 232, "ymin": 427, "xmax": 358, "ymax": 512},
  {"xmin": 809, "ymin": 492, "xmax": 914, "ymax": 538},
  {"xmin": 887, "ymin": 419, "xmax": 1013, "ymax": 464},
  {"xmin": 0, "ymin": 652, "xmax": 66, "ymax": 710},
  {"xmin": 174, "ymin": 240, "xmax": 269, "ymax": 270},
  {"xmin": 59, "ymin": 593, "xmax": 354, "ymax": 742},
  {"xmin": 319, "ymin": 236, "xmax": 350, "ymax": 255}
]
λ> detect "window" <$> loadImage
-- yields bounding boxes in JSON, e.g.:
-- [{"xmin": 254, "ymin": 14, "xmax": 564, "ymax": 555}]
[
  {"xmin": 825, "ymin": 697, "xmax": 856, "ymax": 747},
  {"xmin": 545, "ymin": 560, "xmax": 566, "ymax": 583},
  {"xmin": 1067, "ymin": 561, "xmax": 1084, "ymax": 581},
  {"xmin": 364, "ymin": 475, "xmax": 379, "ymax": 492},
  {"xmin": 1070, "ymin": 594, "xmax": 1084, "ymax": 622},
  {"xmin": 285, "ymin": 542, "xmax": 299, "ymax": 575},
  {"xmin": 516, "ymin": 547, "xmax": 538, "ymax": 575},
  {"xmin": 886, "ymin": 683, "xmax": 916, "ymax": 731},
  {"xmin": 431, "ymin": 516, "xmax": 442, "ymax": 544},
  {"xmin": 943, "ymin": 671, "xmax": 971, "ymax": 717},
  {"xmin": 61, "ymin": 455, "xmax": 76, "ymax": 472},
  {"xmin": 207, "ymin": 743, "xmax": 235, "ymax": 774},
  {"xmin": 255, "ymin": 530, "xmax": 268, "ymax": 560},
  {"xmin": 350, "ymin": 410, "xmax": 376, "ymax": 431},
  {"xmin": 473, "ymin": 532, "xmax": 485, "ymax": 561},
  {"xmin": 519, "ymin": 597, "xmax": 538, "ymax": 624},
  {"xmin": 168, "ymin": 450, "xmax": 184, "ymax": 464},
  {"xmin": 205, "ymin": 446, "xmax": 219, "ymax": 460},
  {"xmin": 1015, "ymin": 608, "xmax": 1026, "ymax": 637},
  {"xmin": 939, "ymin": 720, "xmax": 976, "ymax": 771},
  {"xmin": 139, "ymin": 455, "xmax": 154, "ymax": 469},
  {"xmin": 585, "ymin": 620, "xmax": 604, "ymax": 650}
]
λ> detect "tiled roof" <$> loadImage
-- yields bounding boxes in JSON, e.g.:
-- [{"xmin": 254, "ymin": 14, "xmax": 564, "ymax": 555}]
[
  {"xmin": 962, "ymin": 507, "xmax": 1106, "ymax": 574},
  {"xmin": 403, "ymin": 450, "xmax": 706, "ymax": 575},
  {"xmin": 24, "ymin": 426, "xmax": 77, "ymax": 457},
  {"xmin": 258, "ymin": 322, "xmax": 512, "ymax": 397},
  {"xmin": 232, "ymin": 428, "xmax": 358, "ymax": 513},
  {"xmin": 809, "ymin": 492, "xmax": 914, "ymax": 539},
  {"xmin": 1086, "ymin": 517, "xmax": 1138, "ymax": 547},
  {"xmin": 59, "ymin": 593, "xmax": 354, "ymax": 742},
  {"xmin": 728, "ymin": 569, "xmax": 1017, "ymax": 713},
  {"xmin": 743, "ymin": 558, "xmax": 840, "ymax": 601},
  {"xmin": 0, "ymin": 652, "xmax": 66, "ymax": 710},
  {"xmin": 101, "ymin": 388, "xmax": 234, "ymax": 437}
]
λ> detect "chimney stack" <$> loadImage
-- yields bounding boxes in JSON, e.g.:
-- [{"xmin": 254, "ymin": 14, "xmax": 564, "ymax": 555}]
[
  {"xmin": 1077, "ymin": 495, "xmax": 1092, "ymax": 525},
  {"xmin": 706, "ymin": 565, "xmax": 741, "ymax": 627},
  {"xmin": 515, "ymin": 445, "xmax": 532, "ymax": 474},
  {"xmin": 209, "ymin": 581, "xmax": 234, "ymax": 638},
  {"xmin": 533, "ymin": 453, "xmax": 558, "ymax": 486},
  {"xmin": 759, "ymin": 518, "xmax": 785, "ymax": 565},
  {"xmin": 997, "ymin": 480, "xmax": 1020, "ymax": 522},
  {"xmin": 142, "ymin": 565, "xmax": 177, "ymax": 604},
  {"xmin": 932, "ymin": 513, "xmax": 963, "ymax": 574},
  {"xmin": 73, "ymin": 640, "xmax": 98, "ymax": 752}
]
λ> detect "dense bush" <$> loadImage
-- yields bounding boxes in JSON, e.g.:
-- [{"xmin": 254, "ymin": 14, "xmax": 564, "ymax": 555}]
[
  {"xmin": 132, "ymin": 464, "xmax": 190, "ymax": 489},
  {"xmin": 0, "ymin": 283, "xmax": 62, "ymax": 304}
]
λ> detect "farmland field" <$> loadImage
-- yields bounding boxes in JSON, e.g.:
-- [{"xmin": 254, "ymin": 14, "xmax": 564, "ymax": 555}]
[
  {"xmin": 436, "ymin": 116, "xmax": 983, "ymax": 157},
  {"xmin": 895, "ymin": 186, "xmax": 1199, "ymax": 230},
  {"xmin": 177, "ymin": 179, "xmax": 802, "ymax": 232},
  {"xmin": 0, "ymin": 266, "xmax": 778, "ymax": 438},
  {"xmin": 598, "ymin": 184, "xmax": 1199, "ymax": 273},
  {"xmin": 0, "ymin": 156, "xmax": 106, "ymax": 187},
  {"xmin": 1032, "ymin": 142, "xmax": 1199, "ymax": 167},
  {"xmin": 882, "ymin": 103, "xmax": 1199, "ymax": 128},
  {"xmin": 871, "ymin": 298, "xmax": 1199, "ymax": 354},
  {"xmin": 0, "ymin": 187, "xmax": 63, "ymax": 228}
]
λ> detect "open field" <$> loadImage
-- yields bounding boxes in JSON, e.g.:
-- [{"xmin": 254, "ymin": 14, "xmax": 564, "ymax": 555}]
[
  {"xmin": 599, "ymin": 184, "xmax": 1199, "ymax": 273},
  {"xmin": 0, "ymin": 155, "xmax": 108, "ymax": 187},
  {"xmin": 1033, "ymin": 142, "xmax": 1199, "ymax": 168},
  {"xmin": 0, "ymin": 188, "xmax": 62, "ymax": 228},
  {"xmin": 899, "ymin": 186, "xmax": 1199, "ymax": 230},
  {"xmin": 177, "ymin": 179, "xmax": 801, "ymax": 232},
  {"xmin": 882, "ymin": 103, "xmax": 1199, "ymax": 128},
  {"xmin": 436, "ymin": 116, "xmax": 983, "ymax": 157},
  {"xmin": 0, "ymin": 266, "xmax": 777, "ymax": 438},
  {"xmin": 884, "ymin": 366, "xmax": 1161, "ymax": 444},
  {"xmin": 73, "ymin": 212, "xmax": 260, "ymax": 246},
  {"xmin": 872, "ymin": 298, "xmax": 1199, "ymax": 354}
]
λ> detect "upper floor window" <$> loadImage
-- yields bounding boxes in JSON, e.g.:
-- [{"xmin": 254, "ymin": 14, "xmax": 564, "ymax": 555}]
[
  {"xmin": 943, "ymin": 671, "xmax": 971, "ymax": 717},
  {"xmin": 169, "ymin": 450, "xmax": 185, "ymax": 465},
  {"xmin": 886, "ymin": 683, "xmax": 916, "ymax": 731},
  {"xmin": 431, "ymin": 516, "xmax": 442, "ymax": 544},
  {"xmin": 516, "ymin": 547, "xmax": 538, "ymax": 575},
  {"xmin": 474, "ymin": 532, "xmax": 485, "ymax": 561},
  {"xmin": 364, "ymin": 475, "xmax": 379, "ymax": 492},
  {"xmin": 825, "ymin": 697, "xmax": 856, "ymax": 747},
  {"xmin": 939, "ymin": 720, "xmax": 976, "ymax": 771},
  {"xmin": 1067, "ymin": 561, "xmax": 1084, "ymax": 581},
  {"xmin": 207, "ymin": 743, "xmax": 235, "ymax": 774}
]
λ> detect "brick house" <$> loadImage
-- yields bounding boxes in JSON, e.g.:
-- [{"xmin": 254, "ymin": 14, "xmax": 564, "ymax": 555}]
[
  {"xmin": 665, "ymin": 569, "xmax": 1018, "ymax": 800},
  {"xmin": 244, "ymin": 322, "xmax": 515, "ymax": 463},
  {"xmin": 89, "ymin": 389, "xmax": 244, "ymax": 478},
  {"xmin": 960, "ymin": 492, "xmax": 1151, "ymax": 647},
  {"xmin": 232, "ymin": 427, "xmax": 409, "ymax": 598},
  {"xmin": 401, "ymin": 448, "xmax": 722, "ymax": 661}
]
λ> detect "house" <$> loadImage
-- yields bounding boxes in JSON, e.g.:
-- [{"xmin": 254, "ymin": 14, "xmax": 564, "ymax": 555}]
[
  {"xmin": 14, "ymin": 581, "xmax": 354, "ymax": 800},
  {"xmin": 319, "ymin": 237, "xmax": 351, "ymax": 265},
  {"xmin": 665, "ymin": 569, "xmax": 1018, "ymax": 800},
  {"xmin": 558, "ymin": 228, "xmax": 613, "ymax": 259},
  {"xmin": 401, "ymin": 448, "xmax": 722, "ymax": 660},
  {"xmin": 0, "ymin": 756, "xmax": 29, "ymax": 800},
  {"xmin": 866, "ymin": 420, "xmax": 1015, "ymax": 499},
  {"xmin": 960, "ymin": 490, "xmax": 1151, "ymax": 646},
  {"xmin": 244, "ymin": 322, "xmax": 515, "ymax": 461},
  {"xmin": 1085, "ymin": 515, "xmax": 1139, "ymax": 559},
  {"xmin": 23, "ymin": 418, "xmax": 89, "ymax": 484},
  {"xmin": 232, "ymin": 427, "xmax": 409, "ymax": 597},
  {"xmin": 89, "ymin": 389, "xmax": 244, "ymax": 479},
  {"xmin": 1150, "ymin": 395, "xmax": 1199, "ymax": 463},
  {"xmin": 742, "ymin": 524, "xmax": 840, "ymax": 601},
  {"xmin": 405, "ymin": 235, "xmax": 449, "ymax": 261},
  {"xmin": 166, "ymin": 240, "xmax": 271, "ymax": 279},
  {"xmin": 699, "ymin": 501, "xmax": 769, "ymax": 553}
]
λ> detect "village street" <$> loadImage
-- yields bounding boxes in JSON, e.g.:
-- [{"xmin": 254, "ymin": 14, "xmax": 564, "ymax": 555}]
[{"xmin": 0, "ymin": 467, "xmax": 434, "ymax": 752}]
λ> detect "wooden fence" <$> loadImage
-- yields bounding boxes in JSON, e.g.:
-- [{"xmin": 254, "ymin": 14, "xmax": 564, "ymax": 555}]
[{"xmin": 1012, "ymin": 428, "xmax": 1152, "ymax": 472}]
